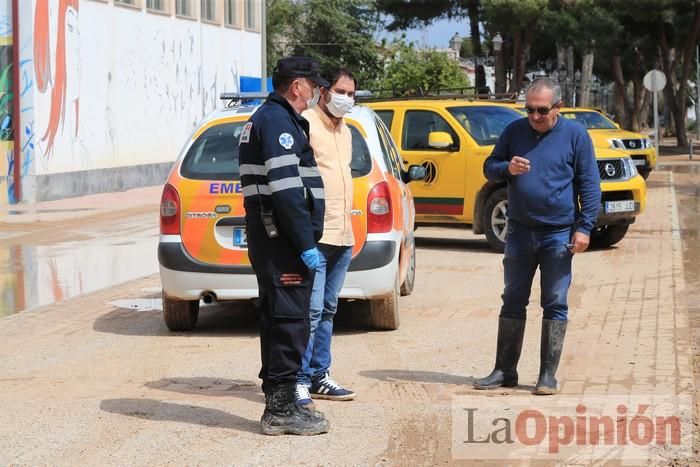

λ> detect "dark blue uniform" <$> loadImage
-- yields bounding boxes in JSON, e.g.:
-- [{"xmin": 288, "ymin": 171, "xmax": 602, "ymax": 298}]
[{"xmin": 239, "ymin": 91, "xmax": 325, "ymax": 391}]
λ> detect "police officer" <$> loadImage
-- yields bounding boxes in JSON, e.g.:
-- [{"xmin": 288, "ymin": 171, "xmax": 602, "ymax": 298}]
[{"xmin": 238, "ymin": 56, "xmax": 329, "ymax": 436}]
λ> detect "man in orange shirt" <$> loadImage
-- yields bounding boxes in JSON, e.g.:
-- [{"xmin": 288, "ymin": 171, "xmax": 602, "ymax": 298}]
[{"xmin": 297, "ymin": 69, "xmax": 357, "ymax": 407}]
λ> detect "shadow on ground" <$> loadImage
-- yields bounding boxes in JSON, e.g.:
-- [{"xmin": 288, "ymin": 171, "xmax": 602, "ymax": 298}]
[
  {"xmin": 145, "ymin": 377, "xmax": 263, "ymax": 404},
  {"xmin": 415, "ymin": 236, "xmax": 494, "ymax": 253},
  {"xmin": 99, "ymin": 398, "xmax": 260, "ymax": 433},
  {"xmin": 359, "ymin": 369, "xmax": 475, "ymax": 386},
  {"xmin": 95, "ymin": 296, "xmax": 374, "ymax": 336}
]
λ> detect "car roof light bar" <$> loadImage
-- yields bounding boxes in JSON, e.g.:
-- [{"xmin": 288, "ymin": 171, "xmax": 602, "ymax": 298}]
[{"xmin": 220, "ymin": 92, "xmax": 269, "ymax": 101}]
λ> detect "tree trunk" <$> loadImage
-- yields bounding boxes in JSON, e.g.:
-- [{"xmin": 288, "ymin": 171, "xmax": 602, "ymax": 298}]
[
  {"xmin": 509, "ymin": 30, "xmax": 522, "ymax": 93},
  {"xmin": 611, "ymin": 54, "xmax": 628, "ymax": 128},
  {"xmin": 580, "ymin": 52, "xmax": 594, "ymax": 107},
  {"xmin": 508, "ymin": 23, "xmax": 535, "ymax": 96},
  {"xmin": 630, "ymin": 79, "xmax": 643, "ymax": 132},
  {"xmin": 657, "ymin": 2, "xmax": 700, "ymax": 147},
  {"xmin": 468, "ymin": 0, "xmax": 486, "ymax": 94},
  {"xmin": 640, "ymin": 88, "xmax": 651, "ymax": 130},
  {"xmin": 495, "ymin": 47, "xmax": 506, "ymax": 94},
  {"xmin": 566, "ymin": 46, "xmax": 575, "ymax": 105}
]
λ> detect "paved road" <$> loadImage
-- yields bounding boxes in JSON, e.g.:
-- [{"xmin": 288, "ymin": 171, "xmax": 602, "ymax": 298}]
[{"xmin": 0, "ymin": 172, "xmax": 695, "ymax": 465}]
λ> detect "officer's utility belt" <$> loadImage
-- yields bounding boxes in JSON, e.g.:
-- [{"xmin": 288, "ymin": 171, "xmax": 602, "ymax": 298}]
[{"xmin": 256, "ymin": 184, "xmax": 279, "ymax": 238}]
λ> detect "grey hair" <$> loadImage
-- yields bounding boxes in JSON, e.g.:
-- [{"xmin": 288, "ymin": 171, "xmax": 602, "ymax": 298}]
[{"xmin": 526, "ymin": 78, "xmax": 562, "ymax": 105}]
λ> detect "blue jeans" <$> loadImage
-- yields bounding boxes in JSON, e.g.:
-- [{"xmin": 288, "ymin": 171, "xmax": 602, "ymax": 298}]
[
  {"xmin": 298, "ymin": 243, "xmax": 353, "ymax": 387},
  {"xmin": 500, "ymin": 222, "xmax": 574, "ymax": 321}
]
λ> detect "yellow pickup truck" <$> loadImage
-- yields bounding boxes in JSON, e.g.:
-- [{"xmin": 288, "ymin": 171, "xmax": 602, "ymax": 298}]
[
  {"xmin": 559, "ymin": 107, "xmax": 656, "ymax": 179},
  {"xmin": 365, "ymin": 99, "xmax": 647, "ymax": 252}
]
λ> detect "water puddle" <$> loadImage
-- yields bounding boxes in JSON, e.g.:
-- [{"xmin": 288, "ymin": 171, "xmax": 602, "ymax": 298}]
[
  {"xmin": 0, "ymin": 224, "xmax": 159, "ymax": 317},
  {"xmin": 107, "ymin": 298, "xmax": 163, "ymax": 312},
  {"xmin": 1, "ymin": 207, "xmax": 96, "ymax": 216},
  {"xmin": 668, "ymin": 166, "xmax": 700, "ymax": 340}
]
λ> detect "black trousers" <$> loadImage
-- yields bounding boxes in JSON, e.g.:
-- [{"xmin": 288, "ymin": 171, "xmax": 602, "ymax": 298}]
[{"xmin": 247, "ymin": 225, "xmax": 312, "ymax": 393}]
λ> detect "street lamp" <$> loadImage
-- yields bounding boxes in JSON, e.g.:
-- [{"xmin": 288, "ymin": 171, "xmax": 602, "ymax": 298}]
[
  {"xmin": 492, "ymin": 33, "xmax": 503, "ymax": 53},
  {"xmin": 492, "ymin": 33, "xmax": 504, "ymax": 95}
]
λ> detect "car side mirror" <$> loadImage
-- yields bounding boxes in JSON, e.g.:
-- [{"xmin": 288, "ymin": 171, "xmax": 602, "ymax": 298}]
[
  {"xmin": 428, "ymin": 131, "xmax": 454, "ymax": 150},
  {"xmin": 403, "ymin": 164, "xmax": 427, "ymax": 183}
]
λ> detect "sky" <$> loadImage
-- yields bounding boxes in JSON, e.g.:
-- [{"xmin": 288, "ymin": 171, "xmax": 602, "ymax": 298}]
[{"xmin": 376, "ymin": 17, "xmax": 471, "ymax": 49}]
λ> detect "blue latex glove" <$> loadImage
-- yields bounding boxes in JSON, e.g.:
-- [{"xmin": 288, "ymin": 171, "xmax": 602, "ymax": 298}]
[{"xmin": 300, "ymin": 247, "xmax": 321, "ymax": 270}]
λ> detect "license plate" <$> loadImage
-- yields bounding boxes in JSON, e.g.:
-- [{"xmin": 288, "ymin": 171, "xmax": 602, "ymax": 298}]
[
  {"xmin": 632, "ymin": 159, "xmax": 645, "ymax": 166},
  {"xmin": 605, "ymin": 200, "xmax": 635, "ymax": 213},
  {"xmin": 233, "ymin": 227, "xmax": 247, "ymax": 247}
]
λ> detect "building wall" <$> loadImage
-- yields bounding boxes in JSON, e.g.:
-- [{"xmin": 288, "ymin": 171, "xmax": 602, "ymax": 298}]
[{"xmin": 12, "ymin": 0, "xmax": 262, "ymax": 204}]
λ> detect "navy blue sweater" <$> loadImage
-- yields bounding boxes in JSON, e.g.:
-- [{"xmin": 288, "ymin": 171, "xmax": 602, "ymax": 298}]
[{"xmin": 483, "ymin": 116, "xmax": 601, "ymax": 234}]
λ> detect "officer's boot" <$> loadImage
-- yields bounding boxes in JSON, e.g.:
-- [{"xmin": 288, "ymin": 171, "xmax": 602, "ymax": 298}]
[
  {"xmin": 261, "ymin": 383, "xmax": 329, "ymax": 436},
  {"xmin": 534, "ymin": 319, "xmax": 568, "ymax": 395},
  {"xmin": 474, "ymin": 317, "xmax": 527, "ymax": 389}
]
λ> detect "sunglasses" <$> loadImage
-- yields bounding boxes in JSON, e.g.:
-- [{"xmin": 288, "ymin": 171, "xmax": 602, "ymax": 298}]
[{"xmin": 524, "ymin": 105, "xmax": 557, "ymax": 115}]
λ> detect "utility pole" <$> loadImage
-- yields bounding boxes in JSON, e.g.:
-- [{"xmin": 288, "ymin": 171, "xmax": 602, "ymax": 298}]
[
  {"xmin": 695, "ymin": 45, "xmax": 700, "ymax": 140},
  {"xmin": 261, "ymin": 0, "xmax": 267, "ymax": 93}
]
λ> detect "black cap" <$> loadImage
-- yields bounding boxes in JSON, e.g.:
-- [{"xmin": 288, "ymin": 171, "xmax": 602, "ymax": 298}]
[{"xmin": 274, "ymin": 56, "xmax": 330, "ymax": 88}]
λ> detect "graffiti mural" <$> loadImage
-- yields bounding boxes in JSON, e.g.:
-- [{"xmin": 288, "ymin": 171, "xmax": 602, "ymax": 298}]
[{"xmin": 34, "ymin": 0, "xmax": 80, "ymax": 160}]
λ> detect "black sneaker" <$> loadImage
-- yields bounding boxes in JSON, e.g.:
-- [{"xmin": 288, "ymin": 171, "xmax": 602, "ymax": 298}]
[{"xmin": 310, "ymin": 373, "xmax": 355, "ymax": 401}]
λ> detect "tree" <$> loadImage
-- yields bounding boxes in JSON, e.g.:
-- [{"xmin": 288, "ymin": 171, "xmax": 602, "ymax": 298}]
[
  {"xmin": 540, "ymin": 0, "xmax": 620, "ymax": 107},
  {"xmin": 377, "ymin": 0, "xmax": 486, "ymax": 90},
  {"xmin": 266, "ymin": 0, "xmax": 302, "ymax": 76},
  {"xmin": 266, "ymin": 0, "xmax": 382, "ymax": 86},
  {"xmin": 656, "ymin": 0, "xmax": 700, "ymax": 146},
  {"xmin": 373, "ymin": 41, "xmax": 470, "ymax": 95}
]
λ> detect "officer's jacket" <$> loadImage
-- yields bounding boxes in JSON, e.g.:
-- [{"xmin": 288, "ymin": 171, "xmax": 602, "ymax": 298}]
[{"xmin": 238, "ymin": 92, "xmax": 325, "ymax": 253}]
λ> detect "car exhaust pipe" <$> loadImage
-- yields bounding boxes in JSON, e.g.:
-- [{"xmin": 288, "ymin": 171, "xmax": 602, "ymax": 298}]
[{"xmin": 202, "ymin": 292, "xmax": 217, "ymax": 304}]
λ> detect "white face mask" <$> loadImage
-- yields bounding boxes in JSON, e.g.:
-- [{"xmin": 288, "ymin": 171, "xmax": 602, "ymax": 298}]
[
  {"xmin": 327, "ymin": 91, "xmax": 355, "ymax": 118},
  {"xmin": 306, "ymin": 86, "xmax": 321, "ymax": 110}
]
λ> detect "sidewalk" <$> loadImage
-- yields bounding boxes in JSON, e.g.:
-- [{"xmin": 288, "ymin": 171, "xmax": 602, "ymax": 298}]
[
  {"xmin": 658, "ymin": 136, "xmax": 700, "ymax": 163},
  {"xmin": 0, "ymin": 185, "xmax": 162, "ymax": 225}
]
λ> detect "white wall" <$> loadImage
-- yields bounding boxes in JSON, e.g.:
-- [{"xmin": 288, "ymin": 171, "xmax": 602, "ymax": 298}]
[{"xmin": 19, "ymin": 1, "xmax": 261, "ymax": 198}]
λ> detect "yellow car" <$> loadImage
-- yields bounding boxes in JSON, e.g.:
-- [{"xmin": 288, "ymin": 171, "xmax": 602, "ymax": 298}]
[
  {"xmin": 366, "ymin": 99, "xmax": 646, "ymax": 251},
  {"xmin": 559, "ymin": 107, "xmax": 655, "ymax": 178}
]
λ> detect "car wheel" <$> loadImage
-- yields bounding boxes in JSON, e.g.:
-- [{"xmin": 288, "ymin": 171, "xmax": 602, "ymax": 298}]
[
  {"xmin": 162, "ymin": 290, "xmax": 199, "ymax": 332},
  {"xmin": 370, "ymin": 267, "xmax": 400, "ymax": 330},
  {"xmin": 483, "ymin": 187, "xmax": 508, "ymax": 253},
  {"xmin": 590, "ymin": 224, "xmax": 630, "ymax": 248},
  {"xmin": 400, "ymin": 237, "xmax": 416, "ymax": 297}
]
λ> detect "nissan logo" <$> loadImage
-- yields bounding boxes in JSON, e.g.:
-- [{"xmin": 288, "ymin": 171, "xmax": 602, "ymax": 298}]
[{"xmin": 604, "ymin": 163, "xmax": 616, "ymax": 177}]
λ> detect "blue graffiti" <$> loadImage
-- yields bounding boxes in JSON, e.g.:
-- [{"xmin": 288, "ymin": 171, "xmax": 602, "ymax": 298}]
[
  {"xmin": 20, "ymin": 59, "xmax": 33, "ymax": 98},
  {"xmin": 6, "ymin": 48, "xmax": 36, "ymax": 203},
  {"xmin": 0, "ymin": 16, "xmax": 11, "ymax": 38},
  {"xmin": 22, "ymin": 123, "xmax": 34, "ymax": 172},
  {"xmin": 6, "ymin": 147, "xmax": 14, "ymax": 204}
]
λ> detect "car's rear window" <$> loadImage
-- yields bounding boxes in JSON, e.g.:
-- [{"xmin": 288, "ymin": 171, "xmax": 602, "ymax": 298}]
[
  {"xmin": 447, "ymin": 106, "xmax": 521, "ymax": 146},
  {"xmin": 180, "ymin": 122, "xmax": 244, "ymax": 181},
  {"xmin": 181, "ymin": 120, "xmax": 372, "ymax": 181},
  {"xmin": 349, "ymin": 125, "xmax": 372, "ymax": 178}
]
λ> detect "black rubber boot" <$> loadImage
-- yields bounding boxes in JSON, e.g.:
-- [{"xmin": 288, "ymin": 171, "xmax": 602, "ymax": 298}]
[
  {"xmin": 473, "ymin": 317, "xmax": 526, "ymax": 389},
  {"xmin": 261, "ymin": 383, "xmax": 330, "ymax": 435},
  {"xmin": 534, "ymin": 319, "xmax": 568, "ymax": 395}
]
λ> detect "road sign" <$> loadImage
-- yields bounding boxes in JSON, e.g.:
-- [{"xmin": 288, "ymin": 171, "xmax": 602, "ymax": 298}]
[{"xmin": 643, "ymin": 70, "xmax": 666, "ymax": 92}]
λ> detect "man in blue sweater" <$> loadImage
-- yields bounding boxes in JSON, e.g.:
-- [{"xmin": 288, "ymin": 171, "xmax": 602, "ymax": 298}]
[{"xmin": 475, "ymin": 78, "xmax": 601, "ymax": 395}]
